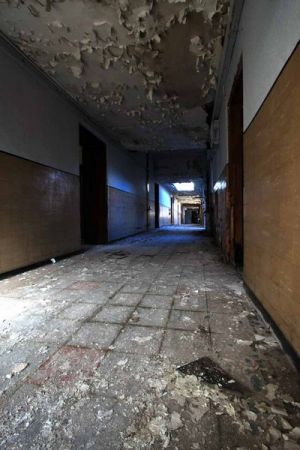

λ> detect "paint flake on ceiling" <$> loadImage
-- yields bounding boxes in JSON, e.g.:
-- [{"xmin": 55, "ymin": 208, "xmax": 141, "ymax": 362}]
[{"xmin": 0, "ymin": 0, "xmax": 229, "ymax": 151}]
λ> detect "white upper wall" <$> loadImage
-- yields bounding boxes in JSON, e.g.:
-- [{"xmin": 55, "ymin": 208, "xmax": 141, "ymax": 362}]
[
  {"xmin": 0, "ymin": 43, "xmax": 81, "ymax": 175},
  {"xmin": 212, "ymin": 0, "xmax": 300, "ymax": 183},
  {"xmin": 243, "ymin": 0, "xmax": 300, "ymax": 129},
  {"xmin": 107, "ymin": 145, "xmax": 146, "ymax": 196},
  {"xmin": 159, "ymin": 185, "xmax": 171, "ymax": 208},
  {"xmin": 0, "ymin": 41, "xmax": 147, "ymax": 195}
]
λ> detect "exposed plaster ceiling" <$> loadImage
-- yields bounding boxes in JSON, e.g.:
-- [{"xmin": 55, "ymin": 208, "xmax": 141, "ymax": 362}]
[{"xmin": 0, "ymin": 0, "xmax": 229, "ymax": 152}]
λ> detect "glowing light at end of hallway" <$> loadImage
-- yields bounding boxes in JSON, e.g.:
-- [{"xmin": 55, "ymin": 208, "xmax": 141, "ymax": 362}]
[{"xmin": 173, "ymin": 182, "xmax": 194, "ymax": 191}]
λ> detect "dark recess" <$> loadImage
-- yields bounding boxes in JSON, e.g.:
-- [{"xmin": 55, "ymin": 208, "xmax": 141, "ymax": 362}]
[
  {"xmin": 228, "ymin": 62, "xmax": 244, "ymax": 267},
  {"xmin": 79, "ymin": 125, "xmax": 108, "ymax": 244}
]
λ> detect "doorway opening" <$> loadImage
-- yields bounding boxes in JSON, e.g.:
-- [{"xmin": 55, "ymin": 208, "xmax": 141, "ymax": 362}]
[
  {"xmin": 182, "ymin": 205, "xmax": 201, "ymax": 224},
  {"xmin": 228, "ymin": 62, "xmax": 244, "ymax": 266},
  {"xmin": 79, "ymin": 125, "xmax": 108, "ymax": 244},
  {"xmin": 154, "ymin": 183, "xmax": 160, "ymax": 228}
]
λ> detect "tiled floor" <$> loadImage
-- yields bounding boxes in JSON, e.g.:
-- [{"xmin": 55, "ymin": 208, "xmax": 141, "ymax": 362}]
[{"xmin": 0, "ymin": 226, "xmax": 299, "ymax": 449}]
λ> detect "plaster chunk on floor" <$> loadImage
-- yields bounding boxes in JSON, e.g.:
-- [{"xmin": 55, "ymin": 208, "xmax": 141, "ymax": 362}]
[{"xmin": 70, "ymin": 64, "xmax": 83, "ymax": 78}]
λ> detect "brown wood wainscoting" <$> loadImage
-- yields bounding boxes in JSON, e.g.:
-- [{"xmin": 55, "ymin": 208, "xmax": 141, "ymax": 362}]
[
  {"xmin": 244, "ymin": 44, "xmax": 300, "ymax": 354},
  {"xmin": 0, "ymin": 151, "xmax": 81, "ymax": 274}
]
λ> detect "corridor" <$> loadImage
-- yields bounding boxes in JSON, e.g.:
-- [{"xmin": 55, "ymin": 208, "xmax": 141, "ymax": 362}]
[{"xmin": 0, "ymin": 227, "xmax": 299, "ymax": 449}]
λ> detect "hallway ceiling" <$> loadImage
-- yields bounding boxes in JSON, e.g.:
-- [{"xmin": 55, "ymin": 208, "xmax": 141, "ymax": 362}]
[
  {"xmin": 153, "ymin": 149, "xmax": 207, "ymax": 183},
  {"xmin": 0, "ymin": 0, "xmax": 229, "ymax": 151}
]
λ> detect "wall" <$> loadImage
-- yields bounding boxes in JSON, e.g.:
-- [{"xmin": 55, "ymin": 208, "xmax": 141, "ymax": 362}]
[
  {"xmin": 0, "ymin": 43, "xmax": 82, "ymax": 273},
  {"xmin": 244, "ymin": 46, "xmax": 300, "ymax": 353},
  {"xmin": 0, "ymin": 43, "xmax": 80, "ymax": 176},
  {"xmin": 148, "ymin": 157, "xmax": 156, "ymax": 230},
  {"xmin": 0, "ymin": 152, "xmax": 80, "ymax": 273},
  {"xmin": 212, "ymin": 0, "xmax": 300, "ymax": 184},
  {"xmin": 159, "ymin": 186, "xmax": 171, "ymax": 227},
  {"xmin": 107, "ymin": 146, "xmax": 147, "ymax": 241},
  {"xmin": 211, "ymin": 0, "xmax": 300, "ymax": 353},
  {"xmin": 0, "ymin": 41, "xmax": 147, "ymax": 272},
  {"xmin": 173, "ymin": 198, "xmax": 181, "ymax": 225}
]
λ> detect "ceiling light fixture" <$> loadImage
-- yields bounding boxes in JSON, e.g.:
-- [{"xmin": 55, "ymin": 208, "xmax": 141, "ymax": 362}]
[{"xmin": 173, "ymin": 182, "xmax": 195, "ymax": 191}]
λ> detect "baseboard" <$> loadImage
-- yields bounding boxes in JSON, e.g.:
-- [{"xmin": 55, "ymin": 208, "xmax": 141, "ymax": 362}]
[
  {"xmin": 244, "ymin": 283, "xmax": 300, "ymax": 372},
  {"xmin": 0, "ymin": 248, "xmax": 84, "ymax": 281}
]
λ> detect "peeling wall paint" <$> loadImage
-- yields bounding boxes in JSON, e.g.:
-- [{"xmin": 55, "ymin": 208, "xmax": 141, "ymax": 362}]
[{"xmin": 0, "ymin": 0, "xmax": 229, "ymax": 152}]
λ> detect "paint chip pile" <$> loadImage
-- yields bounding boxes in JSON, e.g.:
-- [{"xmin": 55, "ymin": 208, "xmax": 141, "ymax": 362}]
[{"xmin": 121, "ymin": 359, "xmax": 300, "ymax": 449}]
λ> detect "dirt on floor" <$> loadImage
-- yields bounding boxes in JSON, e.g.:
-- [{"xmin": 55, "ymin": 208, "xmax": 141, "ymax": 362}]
[{"xmin": 0, "ymin": 227, "xmax": 299, "ymax": 449}]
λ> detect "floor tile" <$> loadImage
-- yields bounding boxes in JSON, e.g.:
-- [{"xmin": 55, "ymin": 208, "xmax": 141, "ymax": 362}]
[
  {"xmin": 78, "ymin": 289, "xmax": 111, "ymax": 304},
  {"xmin": 65, "ymin": 281, "xmax": 101, "ymax": 290},
  {"xmin": 95, "ymin": 352, "xmax": 160, "ymax": 399},
  {"xmin": 28, "ymin": 345, "xmax": 105, "ymax": 387},
  {"xmin": 119, "ymin": 283, "xmax": 150, "ymax": 294},
  {"xmin": 59, "ymin": 302, "xmax": 98, "ymax": 321},
  {"xmin": 140, "ymin": 294, "xmax": 173, "ymax": 309},
  {"xmin": 160, "ymin": 329, "xmax": 211, "ymax": 365},
  {"xmin": 130, "ymin": 307, "xmax": 169, "ymax": 327},
  {"xmin": 70, "ymin": 323, "xmax": 121, "ymax": 349},
  {"xmin": 109, "ymin": 292, "xmax": 143, "ymax": 306},
  {"xmin": 173, "ymin": 293, "xmax": 207, "ymax": 311},
  {"xmin": 167, "ymin": 309, "xmax": 209, "ymax": 331},
  {"xmin": 0, "ymin": 341, "xmax": 56, "ymax": 393},
  {"xmin": 113, "ymin": 326, "xmax": 164, "ymax": 355},
  {"xmin": 93, "ymin": 306, "xmax": 134, "ymax": 324},
  {"xmin": 36, "ymin": 318, "xmax": 80, "ymax": 343},
  {"xmin": 208, "ymin": 312, "xmax": 253, "ymax": 338},
  {"xmin": 148, "ymin": 284, "xmax": 178, "ymax": 295}
]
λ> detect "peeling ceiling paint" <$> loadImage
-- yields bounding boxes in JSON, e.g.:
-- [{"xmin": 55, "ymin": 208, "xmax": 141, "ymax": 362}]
[{"xmin": 0, "ymin": 0, "xmax": 229, "ymax": 151}]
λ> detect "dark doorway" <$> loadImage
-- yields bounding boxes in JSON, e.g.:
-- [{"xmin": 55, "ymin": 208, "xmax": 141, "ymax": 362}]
[
  {"xmin": 228, "ymin": 63, "xmax": 244, "ymax": 266},
  {"xmin": 154, "ymin": 183, "xmax": 160, "ymax": 228},
  {"xmin": 79, "ymin": 125, "xmax": 107, "ymax": 244},
  {"xmin": 182, "ymin": 205, "xmax": 201, "ymax": 224}
]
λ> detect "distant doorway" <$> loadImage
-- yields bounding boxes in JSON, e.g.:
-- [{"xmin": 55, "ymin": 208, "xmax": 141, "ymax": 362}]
[
  {"xmin": 182, "ymin": 205, "xmax": 201, "ymax": 225},
  {"xmin": 228, "ymin": 63, "xmax": 244, "ymax": 266},
  {"xmin": 79, "ymin": 125, "xmax": 107, "ymax": 244},
  {"xmin": 155, "ymin": 183, "xmax": 160, "ymax": 228}
]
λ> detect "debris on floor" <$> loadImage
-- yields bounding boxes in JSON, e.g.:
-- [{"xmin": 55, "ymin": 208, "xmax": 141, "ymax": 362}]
[
  {"xmin": 0, "ymin": 227, "xmax": 299, "ymax": 449},
  {"xmin": 12, "ymin": 362, "xmax": 28, "ymax": 375},
  {"xmin": 121, "ymin": 360, "xmax": 300, "ymax": 449}
]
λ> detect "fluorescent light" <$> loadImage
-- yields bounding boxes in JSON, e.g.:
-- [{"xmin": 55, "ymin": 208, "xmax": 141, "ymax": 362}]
[
  {"xmin": 173, "ymin": 182, "xmax": 194, "ymax": 192},
  {"xmin": 213, "ymin": 180, "xmax": 227, "ymax": 192}
]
